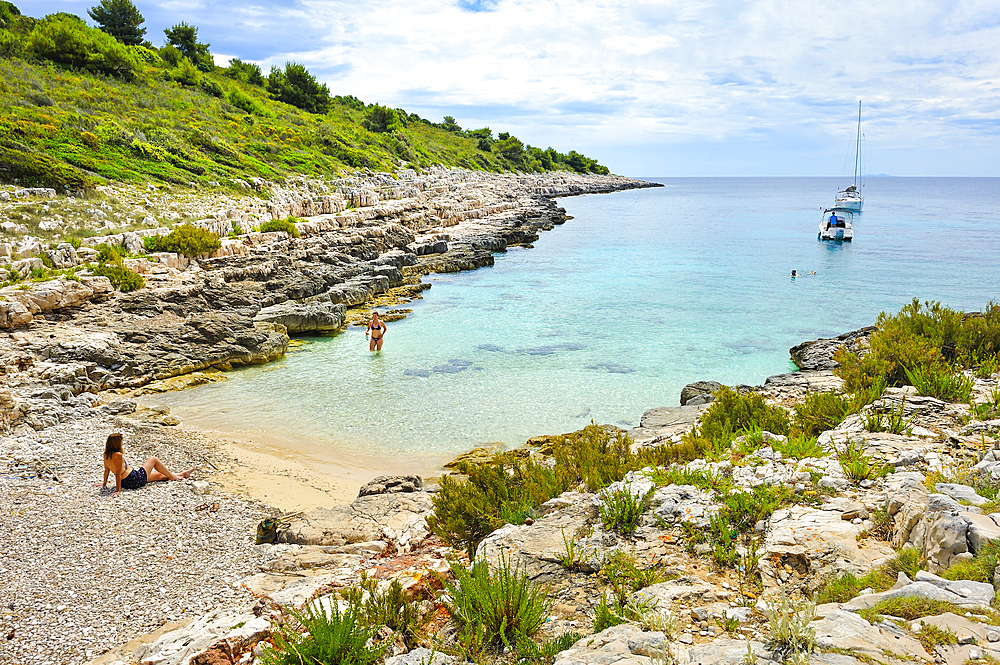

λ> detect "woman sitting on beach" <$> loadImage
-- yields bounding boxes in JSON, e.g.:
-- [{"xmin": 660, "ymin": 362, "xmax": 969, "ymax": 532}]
[
  {"xmin": 366, "ymin": 311, "xmax": 387, "ymax": 352},
  {"xmin": 96, "ymin": 433, "xmax": 194, "ymax": 497}
]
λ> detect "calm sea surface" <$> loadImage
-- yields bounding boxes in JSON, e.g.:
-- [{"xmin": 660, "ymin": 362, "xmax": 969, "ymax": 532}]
[{"xmin": 152, "ymin": 177, "xmax": 1000, "ymax": 457}]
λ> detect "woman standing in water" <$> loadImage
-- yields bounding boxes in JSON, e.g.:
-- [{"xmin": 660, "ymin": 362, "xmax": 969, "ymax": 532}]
[
  {"xmin": 96, "ymin": 433, "xmax": 194, "ymax": 497},
  {"xmin": 366, "ymin": 311, "xmax": 387, "ymax": 352}
]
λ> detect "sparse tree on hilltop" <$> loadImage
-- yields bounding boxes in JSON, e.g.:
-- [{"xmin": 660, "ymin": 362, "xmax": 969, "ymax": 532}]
[
  {"xmin": 267, "ymin": 62, "xmax": 330, "ymax": 114},
  {"xmin": 87, "ymin": 0, "xmax": 145, "ymax": 45},
  {"xmin": 164, "ymin": 21, "xmax": 213, "ymax": 71}
]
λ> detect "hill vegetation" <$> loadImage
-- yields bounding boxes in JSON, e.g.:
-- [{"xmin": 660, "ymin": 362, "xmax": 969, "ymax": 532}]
[{"xmin": 0, "ymin": 0, "xmax": 609, "ymax": 190}]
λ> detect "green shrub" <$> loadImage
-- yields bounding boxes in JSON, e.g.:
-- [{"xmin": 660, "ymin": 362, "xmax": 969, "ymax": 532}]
[
  {"xmin": 857, "ymin": 597, "xmax": 964, "ymax": 624},
  {"xmin": 144, "ymin": 223, "xmax": 220, "ymax": 257},
  {"xmin": 771, "ymin": 434, "xmax": 826, "ymax": 460},
  {"xmin": 835, "ymin": 299, "xmax": 1000, "ymax": 393},
  {"xmin": 426, "ymin": 455, "xmax": 567, "ymax": 558},
  {"xmin": 904, "ymin": 364, "xmax": 974, "ymax": 403},
  {"xmin": 977, "ymin": 354, "xmax": 999, "ymax": 379},
  {"xmin": 837, "ymin": 436, "xmax": 890, "ymax": 482},
  {"xmin": 227, "ymin": 85, "xmax": 263, "ymax": 115},
  {"xmin": 916, "ymin": 623, "xmax": 957, "ymax": 652},
  {"xmin": 861, "ymin": 396, "xmax": 914, "ymax": 435},
  {"xmin": 600, "ymin": 551, "xmax": 665, "ymax": 606},
  {"xmin": 942, "ymin": 538, "xmax": 1000, "ymax": 584},
  {"xmin": 815, "ymin": 547, "xmax": 922, "ymax": 603},
  {"xmin": 262, "ymin": 597, "xmax": 386, "ymax": 665},
  {"xmin": 793, "ymin": 392, "xmax": 851, "ymax": 437},
  {"xmin": 267, "ymin": 61, "xmax": 330, "ymax": 113},
  {"xmin": 198, "ymin": 76, "xmax": 224, "ymax": 98},
  {"xmin": 599, "ymin": 487, "xmax": 650, "ymax": 536},
  {"xmin": 225, "ymin": 57, "xmax": 265, "ymax": 86},
  {"xmin": 363, "ymin": 104, "xmax": 407, "ymax": 133},
  {"xmin": 696, "ymin": 387, "xmax": 790, "ymax": 449},
  {"xmin": 763, "ymin": 591, "xmax": 816, "ymax": 662},
  {"xmin": 91, "ymin": 258, "xmax": 143, "ymax": 292},
  {"xmin": 257, "ymin": 216, "xmax": 300, "ymax": 238},
  {"xmin": 550, "ymin": 424, "xmax": 634, "ymax": 492},
  {"xmin": 593, "ymin": 591, "xmax": 626, "ymax": 633},
  {"xmin": 340, "ymin": 575, "xmax": 421, "ymax": 649},
  {"xmin": 27, "ymin": 14, "xmax": 142, "ymax": 80},
  {"xmin": 516, "ymin": 631, "xmax": 582, "ymax": 664},
  {"xmin": 441, "ymin": 556, "xmax": 550, "ymax": 656}
]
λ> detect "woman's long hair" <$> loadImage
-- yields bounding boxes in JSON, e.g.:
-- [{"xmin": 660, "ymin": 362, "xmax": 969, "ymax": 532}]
[{"xmin": 104, "ymin": 433, "xmax": 123, "ymax": 460}]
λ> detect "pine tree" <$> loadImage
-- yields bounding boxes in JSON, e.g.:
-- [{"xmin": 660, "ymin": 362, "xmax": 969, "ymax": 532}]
[
  {"xmin": 164, "ymin": 21, "xmax": 213, "ymax": 71},
  {"xmin": 87, "ymin": 0, "xmax": 145, "ymax": 46}
]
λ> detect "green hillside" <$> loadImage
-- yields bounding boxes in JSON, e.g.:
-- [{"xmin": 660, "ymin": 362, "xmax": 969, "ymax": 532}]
[{"xmin": 0, "ymin": 2, "xmax": 609, "ymax": 191}]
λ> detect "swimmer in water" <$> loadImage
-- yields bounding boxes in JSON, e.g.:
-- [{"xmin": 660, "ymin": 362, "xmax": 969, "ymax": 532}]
[{"xmin": 366, "ymin": 311, "xmax": 386, "ymax": 352}]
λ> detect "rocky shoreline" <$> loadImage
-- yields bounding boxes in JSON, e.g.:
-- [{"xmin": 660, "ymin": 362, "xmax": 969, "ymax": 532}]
[{"xmin": 3, "ymin": 170, "xmax": 1000, "ymax": 665}]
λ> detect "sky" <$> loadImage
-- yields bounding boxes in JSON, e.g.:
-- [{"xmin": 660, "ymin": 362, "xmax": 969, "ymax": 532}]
[{"xmin": 22, "ymin": 0, "xmax": 1000, "ymax": 176}]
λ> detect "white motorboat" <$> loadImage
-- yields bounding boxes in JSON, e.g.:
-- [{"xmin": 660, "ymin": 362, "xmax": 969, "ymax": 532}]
[
  {"xmin": 819, "ymin": 208, "xmax": 854, "ymax": 241},
  {"xmin": 834, "ymin": 101, "xmax": 864, "ymax": 212}
]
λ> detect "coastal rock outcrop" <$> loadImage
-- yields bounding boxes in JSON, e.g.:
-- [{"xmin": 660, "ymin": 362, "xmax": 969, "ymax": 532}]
[
  {"xmin": 789, "ymin": 326, "xmax": 876, "ymax": 371},
  {"xmin": 253, "ymin": 301, "xmax": 346, "ymax": 334}
]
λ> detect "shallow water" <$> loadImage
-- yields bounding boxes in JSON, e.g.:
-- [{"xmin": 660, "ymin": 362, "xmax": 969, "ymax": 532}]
[{"xmin": 153, "ymin": 177, "xmax": 1000, "ymax": 458}]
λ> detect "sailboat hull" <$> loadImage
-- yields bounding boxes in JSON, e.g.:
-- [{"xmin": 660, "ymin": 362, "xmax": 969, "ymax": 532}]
[{"xmin": 834, "ymin": 191, "xmax": 863, "ymax": 212}]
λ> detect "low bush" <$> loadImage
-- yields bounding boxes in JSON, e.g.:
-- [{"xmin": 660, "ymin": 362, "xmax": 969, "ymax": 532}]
[
  {"xmin": 763, "ymin": 591, "xmax": 816, "ymax": 662},
  {"xmin": 793, "ymin": 392, "xmax": 851, "ymax": 437},
  {"xmin": 516, "ymin": 631, "xmax": 582, "ymax": 665},
  {"xmin": 600, "ymin": 551, "xmax": 666, "ymax": 605},
  {"xmin": 257, "ymin": 216, "xmax": 300, "ymax": 238},
  {"xmin": 861, "ymin": 396, "xmax": 914, "ymax": 435},
  {"xmin": 838, "ymin": 436, "xmax": 890, "ymax": 482},
  {"xmin": 815, "ymin": 547, "xmax": 922, "ymax": 603},
  {"xmin": 772, "ymin": 434, "xmax": 826, "ymax": 460},
  {"xmin": 340, "ymin": 575, "xmax": 421, "ymax": 649},
  {"xmin": 598, "ymin": 487, "xmax": 650, "ymax": 536},
  {"xmin": 143, "ymin": 223, "xmax": 220, "ymax": 257},
  {"xmin": 91, "ymin": 242, "xmax": 143, "ymax": 292},
  {"xmin": 904, "ymin": 364, "xmax": 974, "ymax": 403},
  {"xmin": 916, "ymin": 623, "xmax": 957, "ymax": 652},
  {"xmin": 857, "ymin": 597, "xmax": 963, "ymax": 623},
  {"xmin": 942, "ymin": 538, "xmax": 1000, "ymax": 584},
  {"xmin": 441, "ymin": 556, "xmax": 550, "ymax": 656},
  {"xmin": 27, "ymin": 14, "xmax": 142, "ymax": 80},
  {"xmin": 429, "ymin": 425, "xmax": 681, "ymax": 556},
  {"xmin": 262, "ymin": 596, "xmax": 386, "ymax": 665},
  {"xmin": 592, "ymin": 591, "xmax": 626, "ymax": 633},
  {"xmin": 696, "ymin": 387, "xmax": 790, "ymax": 447}
]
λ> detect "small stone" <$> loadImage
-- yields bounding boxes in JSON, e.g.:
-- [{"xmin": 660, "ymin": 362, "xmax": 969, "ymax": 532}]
[
  {"xmin": 692, "ymin": 607, "xmax": 709, "ymax": 622},
  {"xmin": 191, "ymin": 480, "xmax": 210, "ymax": 495},
  {"xmin": 987, "ymin": 631, "xmax": 999, "ymax": 642},
  {"xmin": 679, "ymin": 634, "xmax": 694, "ymax": 645},
  {"xmin": 970, "ymin": 648, "xmax": 981, "ymax": 660},
  {"xmin": 959, "ymin": 634, "xmax": 976, "ymax": 645},
  {"xmin": 860, "ymin": 479, "xmax": 874, "ymax": 488}
]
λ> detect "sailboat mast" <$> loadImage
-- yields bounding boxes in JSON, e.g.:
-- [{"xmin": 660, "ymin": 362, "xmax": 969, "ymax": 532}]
[{"xmin": 854, "ymin": 100, "xmax": 862, "ymax": 188}]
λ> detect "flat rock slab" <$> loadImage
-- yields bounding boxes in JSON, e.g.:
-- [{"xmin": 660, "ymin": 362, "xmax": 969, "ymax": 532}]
[
  {"xmin": 810, "ymin": 610, "xmax": 930, "ymax": 661},
  {"xmin": 630, "ymin": 404, "xmax": 707, "ymax": 446},
  {"xmin": 761, "ymin": 505, "xmax": 894, "ymax": 591},
  {"xmin": 278, "ymin": 492, "xmax": 433, "ymax": 551}
]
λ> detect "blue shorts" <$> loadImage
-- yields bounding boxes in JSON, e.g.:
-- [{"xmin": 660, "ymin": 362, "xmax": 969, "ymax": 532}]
[{"xmin": 121, "ymin": 467, "xmax": 147, "ymax": 490}]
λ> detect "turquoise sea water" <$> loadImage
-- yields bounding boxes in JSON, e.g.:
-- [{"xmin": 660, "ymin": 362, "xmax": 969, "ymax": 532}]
[{"xmin": 152, "ymin": 177, "xmax": 1000, "ymax": 459}]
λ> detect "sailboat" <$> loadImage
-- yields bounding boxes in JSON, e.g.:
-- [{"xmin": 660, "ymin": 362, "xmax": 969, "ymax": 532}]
[{"xmin": 834, "ymin": 101, "xmax": 864, "ymax": 212}]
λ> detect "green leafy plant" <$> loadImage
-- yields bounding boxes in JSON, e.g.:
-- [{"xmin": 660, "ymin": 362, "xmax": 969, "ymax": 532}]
[
  {"xmin": 915, "ymin": 622, "xmax": 958, "ymax": 652},
  {"xmin": 904, "ymin": 364, "xmax": 974, "ymax": 403},
  {"xmin": 340, "ymin": 574, "xmax": 422, "ymax": 649},
  {"xmin": 262, "ymin": 597, "xmax": 387, "ymax": 665},
  {"xmin": 793, "ymin": 392, "xmax": 851, "ymax": 437},
  {"xmin": 593, "ymin": 591, "xmax": 626, "ymax": 633},
  {"xmin": 942, "ymin": 538, "xmax": 1000, "ymax": 584},
  {"xmin": 143, "ymin": 223, "xmax": 221, "ymax": 257},
  {"xmin": 696, "ymin": 386, "xmax": 791, "ymax": 448},
  {"xmin": 600, "ymin": 551, "xmax": 665, "ymax": 606},
  {"xmin": 515, "ymin": 631, "xmax": 582, "ymax": 665},
  {"xmin": 441, "ymin": 556, "xmax": 551, "ymax": 656},
  {"xmin": 837, "ymin": 436, "xmax": 890, "ymax": 482},
  {"xmin": 861, "ymin": 396, "xmax": 914, "ymax": 435},
  {"xmin": 815, "ymin": 547, "xmax": 922, "ymax": 604},
  {"xmin": 976, "ymin": 354, "xmax": 999, "ymax": 379},
  {"xmin": 90, "ymin": 242, "xmax": 143, "ymax": 292},
  {"xmin": 763, "ymin": 591, "xmax": 816, "ymax": 662},
  {"xmin": 257, "ymin": 216, "xmax": 301, "ymax": 238},
  {"xmin": 772, "ymin": 434, "xmax": 827, "ymax": 460},
  {"xmin": 558, "ymin": 528, "xmax": 589, "ymax": 571},
  {"xmin": 598, "ymin": 487, "xmax": 651, "ymax": 536}
]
